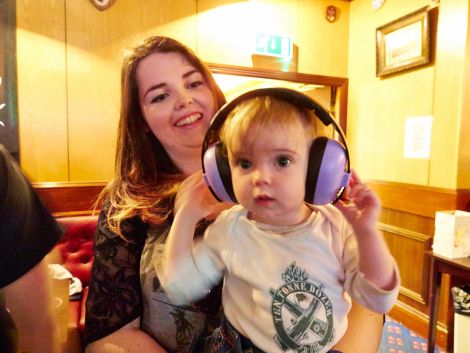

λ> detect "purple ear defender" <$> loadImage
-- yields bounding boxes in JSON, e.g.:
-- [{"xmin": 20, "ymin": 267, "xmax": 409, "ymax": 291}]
[
  {"xmin": 202, "ymin": 145, "xmax": 233, "ymax": 202},
  {"xmin": 314, "ymin": 139, "xmax": 351, "ymax": 205}
]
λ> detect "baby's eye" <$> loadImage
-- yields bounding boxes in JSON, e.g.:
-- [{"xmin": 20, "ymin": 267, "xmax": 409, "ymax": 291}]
[
  {"xmin": 151, "ymin": 93, "xmax": 168, "ymax": 103},
  {"xmin": 238, "ymin": 159, "xmax": 252, "ymax": 170},
  {"xmin": 276, "ymin": 156, "xmax": 291, "ymax": 167},
  {"xmin": 188, "ymin": 80, "xmax": 203, "ymax": 89}
]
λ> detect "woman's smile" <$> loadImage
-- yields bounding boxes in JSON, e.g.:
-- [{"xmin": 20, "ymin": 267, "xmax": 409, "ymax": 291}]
[{"xmin": 174, "ymin": 112, "xmax": 203, "ymax": 128}]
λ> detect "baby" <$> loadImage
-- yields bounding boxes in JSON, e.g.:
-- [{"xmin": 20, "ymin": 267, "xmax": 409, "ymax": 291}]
[{"xmin": 158, "ymin": 88, "xmax": 400, "ymax": 353}]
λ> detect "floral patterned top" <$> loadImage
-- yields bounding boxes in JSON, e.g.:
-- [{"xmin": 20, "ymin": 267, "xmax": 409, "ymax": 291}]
[{"xmin": 83, "ymin": 202, "xmax": 222, "ymax": 352}]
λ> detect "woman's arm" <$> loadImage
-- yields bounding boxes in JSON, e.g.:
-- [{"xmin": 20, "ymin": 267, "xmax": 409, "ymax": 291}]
[
  {"xmin": 333, "ymin": 300, "xmax": 384, "ymax": 353},
  {"xmin": 85, "ymin": 318, "xmax": 166, "ymax": 353},
  {"xmin": 84, "ymin": 206, "xmax": 149, "ymax": 350}
]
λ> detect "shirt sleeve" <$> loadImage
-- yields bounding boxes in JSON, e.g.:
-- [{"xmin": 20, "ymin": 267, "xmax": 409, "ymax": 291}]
[
  {"xmin": 159, "ymin": 209, "xmax": 233, "ymax": 305},
  {"xmin": 0, "ymin": 144, "xmax": 63, "ymax": 288},
  {"xmin": 341, "ymin": 218, "xmax": 400, "ymax": 314},
  {"xmin": 83, "ymin": 203, "xmax": 148, "ymax": 345}
]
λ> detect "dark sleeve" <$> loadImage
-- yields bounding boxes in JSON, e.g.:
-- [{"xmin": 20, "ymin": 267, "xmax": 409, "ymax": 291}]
[
  {"xmin": 0, "ymin": 145, "xmax": 63, "ymax": 289},
  {"xmin": 83, "ymin": 203, "xmax": 148, "ymax": 345}
]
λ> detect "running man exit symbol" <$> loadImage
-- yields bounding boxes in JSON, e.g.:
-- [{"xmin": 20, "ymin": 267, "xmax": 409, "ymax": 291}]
[{"xmin": 255, "ymin": 34, "xmax": 293, "ymax": 59}]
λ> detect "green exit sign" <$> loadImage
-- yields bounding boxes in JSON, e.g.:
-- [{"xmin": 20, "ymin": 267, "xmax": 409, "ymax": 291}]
[{"xmin": 255, "ymin": 34, "xmax": 293, "ymax": 59}]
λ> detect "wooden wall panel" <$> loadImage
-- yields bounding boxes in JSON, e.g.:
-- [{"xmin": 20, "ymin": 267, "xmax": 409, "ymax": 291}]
[
  {"xmin": 16, "ymin": 0, "xmax": 68, "ymax": 181},
  {"xmin": 197, "ymin": 0, "xmax": 350, "ymax": 78},
  {"xmin": 367, "ymin": 179, "xmax": 470, "ymax": 348},
  {"xmin": 16, "ymin": 0, "xmax": 197, "ymax": 182},
  {"xmin": 33, "ymin": 182, "xmax": 105, "ymax": 215},
  {"xmin": 65, "ymin": 0, "xmax": 197, "ymax": 182},
  {"xmin": 381, "ymin": 222, "xmax": 432, "ymax": 305}
]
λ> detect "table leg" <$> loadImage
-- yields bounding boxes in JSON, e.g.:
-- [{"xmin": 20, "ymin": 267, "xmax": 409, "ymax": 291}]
[{"xmin": 427, "ymin": 257, "xmax": 441, "ymax": 353}]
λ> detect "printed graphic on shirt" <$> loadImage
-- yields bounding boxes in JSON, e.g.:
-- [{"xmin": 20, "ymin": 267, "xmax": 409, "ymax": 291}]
[{"xmin": 269, "ymin": 262, "xmax": 335, "ymax": 353}]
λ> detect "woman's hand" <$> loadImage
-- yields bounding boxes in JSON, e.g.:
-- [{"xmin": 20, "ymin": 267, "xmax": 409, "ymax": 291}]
[
  {"xmin": 175, "ymin": 171, "xmax": 230, "ymax": 222},
  {"xmin": 334, "ymin": 169, "xmax": 380, "ymax": 233}
]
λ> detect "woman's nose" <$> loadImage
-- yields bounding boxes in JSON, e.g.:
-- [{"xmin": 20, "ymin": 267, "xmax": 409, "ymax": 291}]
[{"xmin": 175, "ymin": 91, "xmax": 193, "ymax": 110}]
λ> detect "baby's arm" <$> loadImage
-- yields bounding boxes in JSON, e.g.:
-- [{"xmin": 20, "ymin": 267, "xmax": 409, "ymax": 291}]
[
  {"xmin": 160, "ymin": 172, "xmax": 228, "ymax": 303},
  {"xmin": 335, "ymin": 170, "xmax": 396, "ymax": 291}
]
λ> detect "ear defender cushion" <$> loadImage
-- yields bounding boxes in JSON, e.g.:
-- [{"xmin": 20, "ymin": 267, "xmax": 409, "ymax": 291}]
[
  {"xmin": 202, "ymin": 143, "xmax": 237, "ymax": 203},
  {"xmin": 306, "ymin": 137, "xmax": 351, "ymax": 205}
]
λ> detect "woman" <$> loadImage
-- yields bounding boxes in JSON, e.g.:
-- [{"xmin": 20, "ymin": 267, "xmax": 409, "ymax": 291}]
[{"xmin": 84, "ymin": 36, "xmax": 383, "ymax": 353}]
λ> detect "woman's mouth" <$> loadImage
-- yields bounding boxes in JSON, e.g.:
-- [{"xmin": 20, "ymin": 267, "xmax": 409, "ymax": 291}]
[{"xmin": 175, "ymin": 113, "xmax": 202, "ymax": 127}]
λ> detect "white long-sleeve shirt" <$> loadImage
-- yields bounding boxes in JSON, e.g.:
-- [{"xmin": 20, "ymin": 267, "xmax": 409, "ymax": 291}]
[{"xmin": 160, "ymin": 204, "xmax": 399, "ymax": 353}]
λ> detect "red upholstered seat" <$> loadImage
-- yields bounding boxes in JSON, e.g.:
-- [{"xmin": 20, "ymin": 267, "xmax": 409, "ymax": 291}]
[
  {"xmin": 54, "ymin": 215, "xmax": 96, "ymax": 287},
  {"xmin": 54, "ymin": 214, "xmax": 97, "ymax": 349}
]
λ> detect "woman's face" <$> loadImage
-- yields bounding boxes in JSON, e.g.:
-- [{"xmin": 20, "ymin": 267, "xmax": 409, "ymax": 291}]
[{"xmin": 136, "ymin": 52, "xmax": 216, "ymax": 165}]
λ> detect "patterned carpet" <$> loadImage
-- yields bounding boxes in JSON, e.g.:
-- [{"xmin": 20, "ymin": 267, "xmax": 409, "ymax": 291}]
[{"xmin": 378, "ymin": 317, "xmax": 447, "ymax": 353}]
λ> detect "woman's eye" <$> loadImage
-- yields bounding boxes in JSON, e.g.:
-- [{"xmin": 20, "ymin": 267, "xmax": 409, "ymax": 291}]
[
  {"xmin": 151, "ymin": 93, "xmax": 168, "ymax": 103},
  {"xmin": 188, "ymin": 80, "xmax": 203, "ymax": 89},
  {"xmin": 276, "ymin": 156, "xmax": 291, "ymax": 167},
  {"xmin": 238, "ymin": 159, "xmax": 251, "ymax": 169}
]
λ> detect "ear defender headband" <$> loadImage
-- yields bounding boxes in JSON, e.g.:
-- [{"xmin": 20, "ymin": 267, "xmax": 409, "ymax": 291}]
[{"xmin": 201, "ymin": 87, "xmax": 351, "ymax": 205}]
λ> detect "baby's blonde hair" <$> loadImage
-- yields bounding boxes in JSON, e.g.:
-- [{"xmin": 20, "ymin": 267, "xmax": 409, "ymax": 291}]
[{"xmin": 220, "ymin": 95, "xmax": 317, "ymax": 152}]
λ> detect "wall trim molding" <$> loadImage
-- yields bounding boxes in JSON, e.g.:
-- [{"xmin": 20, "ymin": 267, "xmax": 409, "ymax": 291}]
[
  {"xmin": 377, "ymin": 222, "xmax": 431, "ymax": 242},
  {"xmin": 366, "ymin": 180, "xmax": 470, "ymax": 217},
  {"xmin": 33, "ymin": 181, "xmax": 105, "ymax": 214}
]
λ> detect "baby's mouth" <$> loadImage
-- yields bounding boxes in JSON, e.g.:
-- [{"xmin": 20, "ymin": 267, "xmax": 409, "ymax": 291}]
[{"xmin": 255, "ymin": 194, "xmax": 274, "ymax": 202}]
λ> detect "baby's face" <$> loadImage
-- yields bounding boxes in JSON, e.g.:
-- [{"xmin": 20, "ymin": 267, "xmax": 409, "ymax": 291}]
[{"xmin": 228, "ymin": 120, "xmax": 311, "ymax": 226}]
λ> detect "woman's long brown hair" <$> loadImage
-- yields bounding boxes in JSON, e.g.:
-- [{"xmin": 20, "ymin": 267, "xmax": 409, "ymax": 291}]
[{"xmin": 96, "ymin": 36, "xmax": 226, "ymax": 239}]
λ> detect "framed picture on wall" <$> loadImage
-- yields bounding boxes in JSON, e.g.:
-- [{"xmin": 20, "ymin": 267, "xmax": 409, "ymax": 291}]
[{"xmin": 376, "ymin": 6, "xmax": 431, "ymax": 77}]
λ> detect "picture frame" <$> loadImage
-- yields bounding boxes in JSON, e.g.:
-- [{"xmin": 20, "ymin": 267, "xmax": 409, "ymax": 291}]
[{"xmin": 376, "ymin": 6, "xmax": 431, "ymax": 77}]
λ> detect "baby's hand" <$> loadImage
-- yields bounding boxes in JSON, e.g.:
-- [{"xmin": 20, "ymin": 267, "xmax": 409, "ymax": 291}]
[
  {"xmin": 334, "ymin": 170, "xmax": 381, "ymax": 233},
  {"xmin": 175, "ymin": 171, "xmax": 230, "ymax": 222}
]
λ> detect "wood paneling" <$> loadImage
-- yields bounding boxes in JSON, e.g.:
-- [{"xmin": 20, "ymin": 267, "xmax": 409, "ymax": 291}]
[
  {"xmin": 366, "ymin": 179, "xmax": 470, "ymax": 348},
  {"xmin": 197, "ymin": 0, "xmax": 350, "ymax": 78},
  {"xmin": 16, "ymin": 0, "xmax": 68, "ymax": 181},
  {"xmin": 33, "ymin": 182, "xmax": 105, "ymax": 215},
  {"xmin": 65, "ymin": 0, "xmax": 197, "ymax": 182},
  {"xmin": 16, "ymin": 0, "xmax": 198, "ymax": 182},
  {"xmin": 367, "ymin": 180, "xmax": 470, "ymax": 218},
  {"xmin": 380, "ymin": 222, "xmax": 432, "ymax": 304}
]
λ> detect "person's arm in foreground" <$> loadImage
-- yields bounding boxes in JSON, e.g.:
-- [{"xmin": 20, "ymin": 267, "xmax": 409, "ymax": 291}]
[
  {"xmin": 0, "ymin": 144, "xmax": 63, "ymax": 353},
  {"xmin": 3, "ymin": 259, "xmax": 59, "ymax": 353},
  {"xmin": 335, "ymin": 170, "xmax": 396, "ymax": 290}
]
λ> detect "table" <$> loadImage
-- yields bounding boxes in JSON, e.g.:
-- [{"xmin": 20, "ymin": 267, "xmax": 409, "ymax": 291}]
[{"xmin": 426, "ymin": 251, "xmax": 470, "ymax": 353}]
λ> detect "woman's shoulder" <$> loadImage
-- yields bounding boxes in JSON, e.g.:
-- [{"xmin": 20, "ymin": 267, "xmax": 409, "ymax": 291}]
[{"xmin": 96, "ymin": 199, "xmax": 149, "ymax": 243}]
